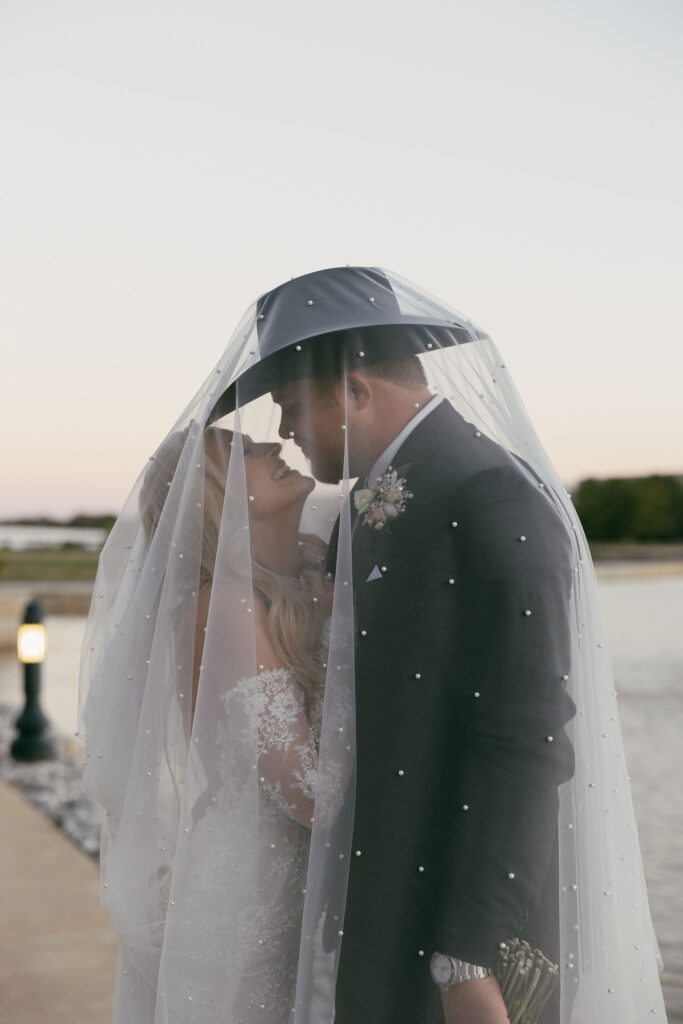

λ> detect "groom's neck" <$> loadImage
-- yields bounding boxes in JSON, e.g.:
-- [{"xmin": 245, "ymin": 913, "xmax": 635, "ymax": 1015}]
[{"xmin": 350, "ymin": 386, "xmax": 433, "ymax": 478}]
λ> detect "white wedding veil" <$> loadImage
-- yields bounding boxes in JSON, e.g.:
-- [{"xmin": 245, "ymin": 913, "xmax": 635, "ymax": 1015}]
[{"xmin": 79, "ymin": 267, "xmax": 666, "ymax": 1023}]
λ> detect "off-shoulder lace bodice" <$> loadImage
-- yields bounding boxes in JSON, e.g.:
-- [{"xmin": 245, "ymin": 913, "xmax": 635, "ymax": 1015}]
[{"xmin": 229, "ymin": 667, "xmax": 321, "ymax": 827}]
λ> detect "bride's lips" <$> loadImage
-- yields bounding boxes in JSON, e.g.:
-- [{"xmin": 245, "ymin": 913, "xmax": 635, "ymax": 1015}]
[{"xmin": 272, "ymin": 459, "xmax": 297, "ymax": 481}]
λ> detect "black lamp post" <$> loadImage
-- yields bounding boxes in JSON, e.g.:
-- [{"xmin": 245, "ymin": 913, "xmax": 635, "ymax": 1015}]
[{"xmin": 11, "ymin": 599, "xmax": 56, "ymax": 761}]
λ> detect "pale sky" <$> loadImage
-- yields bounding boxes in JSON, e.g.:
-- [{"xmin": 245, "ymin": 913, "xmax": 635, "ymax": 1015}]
[{"xmin": 1, "ymin": 0, "xmax": 681, "ymax": 518}]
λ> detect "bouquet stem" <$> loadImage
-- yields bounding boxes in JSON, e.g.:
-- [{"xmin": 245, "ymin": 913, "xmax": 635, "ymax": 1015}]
[{"xmin": 493, "ymin": 938, "xmax": 559, "ymax": 1024}]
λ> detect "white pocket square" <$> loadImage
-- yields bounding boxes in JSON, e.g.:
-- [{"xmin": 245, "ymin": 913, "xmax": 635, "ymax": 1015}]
[{"xmin": 366, "ymin": 565, "xmax": 383, "ymax": 582}]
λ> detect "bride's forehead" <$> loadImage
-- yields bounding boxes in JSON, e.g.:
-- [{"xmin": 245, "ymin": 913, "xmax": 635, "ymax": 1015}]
[{"xmin": 204, "ymin": 426, "xmax": 235, "ymax": 450}]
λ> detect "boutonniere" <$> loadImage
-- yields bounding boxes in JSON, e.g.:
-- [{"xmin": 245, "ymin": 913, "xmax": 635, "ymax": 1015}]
[{"xmin": 353, "ymin": 464, "xmax": 414, "ymax": 533}]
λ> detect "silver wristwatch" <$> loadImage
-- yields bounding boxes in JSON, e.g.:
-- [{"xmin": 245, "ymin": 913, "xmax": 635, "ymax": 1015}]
[{"xmin": 429, "ymin": 952, "xmax": 492, "ymax": 990}]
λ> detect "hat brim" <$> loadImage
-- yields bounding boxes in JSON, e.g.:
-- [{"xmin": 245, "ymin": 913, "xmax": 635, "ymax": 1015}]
[{"xmin": 208, "ymin": 320, "xmax": 478, "ymax": 422}]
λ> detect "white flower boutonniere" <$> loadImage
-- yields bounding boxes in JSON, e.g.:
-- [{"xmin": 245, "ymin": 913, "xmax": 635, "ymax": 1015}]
[{"xmin": 354, "ymin": 464, "xmax": 414, "ymax": 533}]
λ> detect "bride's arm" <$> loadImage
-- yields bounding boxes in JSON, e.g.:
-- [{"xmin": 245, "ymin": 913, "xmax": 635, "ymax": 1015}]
[
  {"xmin": 250, "ymin": 596, "xmax": 318, "ymax": 828},
  {"xmin": 190, "ymin": 586, "xmax": 319, "ymax": 827},
  {"xmin": 298, "ymin": 532, "xmax": 334, "ymax": 617}
]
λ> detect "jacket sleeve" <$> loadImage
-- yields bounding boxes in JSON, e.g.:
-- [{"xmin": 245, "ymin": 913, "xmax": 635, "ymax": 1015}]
[{"xmin": 434, "ymin": 465, "xmax": 576, "ymax": 968}]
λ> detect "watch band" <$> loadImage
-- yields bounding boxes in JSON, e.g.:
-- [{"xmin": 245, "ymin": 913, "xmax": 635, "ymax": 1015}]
[{"xmin": 430, "ymin": 952, "xmax": 492, "ymax": 990}]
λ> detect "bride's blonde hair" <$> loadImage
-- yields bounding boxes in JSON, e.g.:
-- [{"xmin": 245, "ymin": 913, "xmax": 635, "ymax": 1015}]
[{"xmin": 140, "ymin": 427, "xmax": 325, "ymax": 703}]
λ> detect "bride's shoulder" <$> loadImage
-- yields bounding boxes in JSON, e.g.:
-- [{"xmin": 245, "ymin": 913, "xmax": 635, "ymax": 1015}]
[{"xmin": 229, "ymin": 668, "xmax": 305, "ymax": 730}]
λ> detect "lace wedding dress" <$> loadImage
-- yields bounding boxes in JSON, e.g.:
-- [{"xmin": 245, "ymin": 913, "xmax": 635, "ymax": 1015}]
[{"xmin": 155, "ymin": 666, "xmax": 325, "ymax": 1024}]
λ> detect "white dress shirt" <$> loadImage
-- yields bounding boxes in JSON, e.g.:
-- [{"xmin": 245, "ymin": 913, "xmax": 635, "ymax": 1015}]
[{"xmin": 351, "ymin": 395, "xmax": 443, "ymax": 538}]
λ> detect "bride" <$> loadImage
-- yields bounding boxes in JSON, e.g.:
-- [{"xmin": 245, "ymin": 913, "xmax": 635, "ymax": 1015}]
[{"xmin": 82, "ymin": 423, "xmax": 332, "ymax": 1023}]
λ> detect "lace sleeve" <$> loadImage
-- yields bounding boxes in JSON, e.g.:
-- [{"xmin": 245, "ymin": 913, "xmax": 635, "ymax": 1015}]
[{"xmin": 250, "ymin": 667, "xmax": 318, "ymax": 828}]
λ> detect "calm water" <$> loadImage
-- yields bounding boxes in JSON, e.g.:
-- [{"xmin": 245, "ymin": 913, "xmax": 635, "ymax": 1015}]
[
  {"xmin": 597, "ymin": 568, "xmax": 683, "ymax": 1019},
  {"xmin": 0, "ymin": 524, "xmax": 106, "ymax": 551},
  {"xmin": 1, "ymin": 566, "xmax": 682, "ymax": 1018}
]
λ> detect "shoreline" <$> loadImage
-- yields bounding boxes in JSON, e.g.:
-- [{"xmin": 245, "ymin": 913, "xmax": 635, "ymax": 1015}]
[
  {"xmin": 595, "ymin": 560, "xmax": 683, "ymax": 580},
  {"xmin": 589, "ymin": 541, "xmax": 683, "ymax": 563},
  {"xmin": 0, "ymin": 581, "xmax": 93, "ymax": 648},
  {"xmin": 0, "ymin": 703, "xmax": 99, "ymax": 859},
  {"xmin": 0, "ymin": 547, "xmax": 681, "ymax": 643}
]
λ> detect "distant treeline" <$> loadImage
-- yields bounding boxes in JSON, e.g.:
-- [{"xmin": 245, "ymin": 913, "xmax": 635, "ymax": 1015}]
[
  {"xmin": 573, "ymin": 475, "xmax": 683, "ymax": 541},
  {"xmin": 5, "ymin": 479, "xmax": 683, "ymax": 544},
  {"xmin": 3, "ymin": 514, "xmax": 117, "ymax": 532}
]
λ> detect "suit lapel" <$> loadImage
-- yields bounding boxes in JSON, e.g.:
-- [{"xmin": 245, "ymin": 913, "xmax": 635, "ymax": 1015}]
[
  {"xmin": 326, "ymin": 402, "xmax": 466, "ymax": 577},
  {"xmin": 387, "ymin": 399, "xmax": 463, "ymax": 471}
]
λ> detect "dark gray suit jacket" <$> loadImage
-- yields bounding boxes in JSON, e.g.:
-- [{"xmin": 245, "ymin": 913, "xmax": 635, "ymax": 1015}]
[{"xmin": 327, "ymin": 401, "xmax": 575, "ymax": 1023}]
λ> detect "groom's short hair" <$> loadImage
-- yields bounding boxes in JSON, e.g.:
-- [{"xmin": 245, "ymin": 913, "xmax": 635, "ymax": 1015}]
[
  {"xmin": 313, "ymin": 355, "xmax": 428, "ymax": 396},
  {"xmin": 361, "ymin": 355, "xmax": 428, "ymax": 390}
]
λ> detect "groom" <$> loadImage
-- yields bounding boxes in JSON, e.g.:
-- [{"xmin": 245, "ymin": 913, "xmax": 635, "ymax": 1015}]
[{"xmin": 272, "ymin": 354, "xmax": 575, "ymax": 1024}]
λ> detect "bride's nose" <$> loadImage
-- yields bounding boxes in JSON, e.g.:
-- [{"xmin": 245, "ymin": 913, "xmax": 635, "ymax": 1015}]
[{"xmin": 253, "ymin": 441, "xmax": 282, "ymax": 458}]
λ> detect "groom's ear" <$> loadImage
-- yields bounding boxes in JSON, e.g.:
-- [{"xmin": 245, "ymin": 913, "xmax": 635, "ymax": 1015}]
[{"xmin": 346, "ymin": 372, "xmax": 373, "ymax": 412}]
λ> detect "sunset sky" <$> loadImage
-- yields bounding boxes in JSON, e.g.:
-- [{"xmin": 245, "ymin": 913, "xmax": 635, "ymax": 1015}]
[{"xmin": 2, "ymin": 0, "xmax": 681, "ymax": 518}]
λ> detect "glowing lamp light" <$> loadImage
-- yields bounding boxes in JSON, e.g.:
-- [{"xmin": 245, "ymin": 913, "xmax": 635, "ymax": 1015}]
[
  {"xmin": 17, "ymin": 622, "xmax": 47, "ymax": 664},
  {"xmin": 11, "ymin": 600, "xmax": 55, "ymax": 761}
]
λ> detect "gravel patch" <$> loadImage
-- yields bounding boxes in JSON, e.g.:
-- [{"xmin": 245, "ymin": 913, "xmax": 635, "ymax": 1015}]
[{"xmin": 0, "ymin": 703, "xmax": 101, "ymax": 858}]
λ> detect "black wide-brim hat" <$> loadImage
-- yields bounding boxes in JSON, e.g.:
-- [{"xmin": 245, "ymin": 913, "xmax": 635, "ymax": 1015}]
[{"xmin": 209, "ymin": 266, "xmax": 484, "ymax": 421}]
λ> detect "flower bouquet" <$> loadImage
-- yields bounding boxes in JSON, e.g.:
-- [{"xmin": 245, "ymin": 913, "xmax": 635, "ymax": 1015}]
[{"xmin": 493, "ymin": 938, "xmax": 559, "ymax": 1024}]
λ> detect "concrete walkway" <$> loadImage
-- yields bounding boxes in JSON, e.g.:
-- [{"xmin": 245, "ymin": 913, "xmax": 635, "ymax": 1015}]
[{"xmin": 0, "ymin": 779, "xmax": 117, "ymax": 1024}]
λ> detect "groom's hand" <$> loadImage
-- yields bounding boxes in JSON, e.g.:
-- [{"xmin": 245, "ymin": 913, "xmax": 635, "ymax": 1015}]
[
  {"xmin": 300, "ymin": 567, "xmax": 334, "ymax": 617},
  {"xmin": 440, "ymin": 976, "xmax": 509, "ymax": 1024},
  {"xmin": 297, "ymin": 532, "xmax": 328, "ymax": 572}
]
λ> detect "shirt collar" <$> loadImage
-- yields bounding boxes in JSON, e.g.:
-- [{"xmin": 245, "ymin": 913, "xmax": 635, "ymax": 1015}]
[{"xmin": 367, "ymin": 395, "xmax": 443, "ymax": 485}]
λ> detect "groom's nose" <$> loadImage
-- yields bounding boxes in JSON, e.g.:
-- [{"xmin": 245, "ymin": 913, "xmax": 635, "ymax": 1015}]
[{"xmin": 277, "ymin": 412, "xmax": 291, "ymax": 441}]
